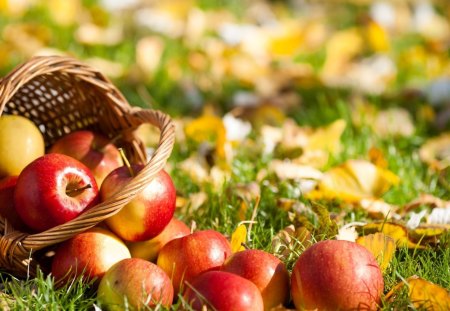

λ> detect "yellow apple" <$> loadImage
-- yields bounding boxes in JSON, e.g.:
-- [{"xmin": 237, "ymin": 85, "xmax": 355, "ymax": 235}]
[{"xmin": 0, "ymin": 115, "xmax": 45, "ymax": 177}]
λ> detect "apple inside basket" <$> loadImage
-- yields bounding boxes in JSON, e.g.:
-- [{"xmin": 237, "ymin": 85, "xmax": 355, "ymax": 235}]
[{"xmin": 0, "ymin": 56, "xmax": 175, "ymax": 277}]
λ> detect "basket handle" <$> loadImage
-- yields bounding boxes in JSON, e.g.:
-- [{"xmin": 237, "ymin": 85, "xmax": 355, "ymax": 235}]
[{"xmin": 13, "ymin": 107, "xmax": 175, "ymax": 254}]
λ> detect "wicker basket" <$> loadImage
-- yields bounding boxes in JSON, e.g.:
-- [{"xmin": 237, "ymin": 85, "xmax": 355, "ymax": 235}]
[{"xmin": 0, "ymin": 56, "xmax": 175, "ymax": 277}]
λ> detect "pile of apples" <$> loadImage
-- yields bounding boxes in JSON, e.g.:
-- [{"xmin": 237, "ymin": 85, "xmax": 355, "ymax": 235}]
[{"xmin": 0, "ymin": 115, "xmax": 384, "ymax": 311}]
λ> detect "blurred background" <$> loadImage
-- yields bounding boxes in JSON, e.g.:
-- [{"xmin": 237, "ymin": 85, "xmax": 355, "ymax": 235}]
[{"xmin": 0, "ymin": 0, "xmax": 449, "ymax": 127}]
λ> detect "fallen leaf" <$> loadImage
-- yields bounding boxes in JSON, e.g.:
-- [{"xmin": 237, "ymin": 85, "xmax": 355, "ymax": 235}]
[
  {"xmin": 306, "ymin": 119, "xmax": 346, "ymax": 154},
  {"xmin": 271, "ymin": 225, "xmax": 313, "ymax": 260},
  {"xmin": 372, "ymin": 108, "xmax": 415, "ymax": 138},
  {"xmin": 358, "ymin": 222, "xmax": 424, "ymax": 249},
  {"xmin": 368, "ymin": 146, "xmax": 388, "ymax": 169},
  {"xmin": 309, "ymin": 159, "xmax": 399, "ymax": 202},
  {"xmin": 75, "ymin": 23, "xmax": 123, "ymax": 46},
  {"xmin": 359, "ymin": 198, "xmax": 396, "ymax": 219},
  {"xmin": 403, "ymin": 193, "xmax": 450, "ymax": 212},
  {"xmin": 385, "ymin": 276, "xmax": 450, "ymax": 310},
  {"xmin": 230, "ymin": 224, "xmax": 247, "ymax": 253},
  {"xmin": 356, "ymin": 232, "xmax": 396, "ymax": 272},
  {"xmin": 366, "ymin": 20, "xmax": 390, "ymax": 52},
  {"xmin": 409, "ymin": 225, "xmax": 448, "ymax": 246},
  {"xmin": 336, "ymin": 224, "xmax": 360, "ymax": 242},
  {"xmin": 184, "ymin": 113, "xmax": 227, "ymax": 159},
  {"xmin": 419, "ymin": 133, "xmax": 450, "ymax": 171},
  {"xmin": 136, "ymin": 36, "xmax": 165, "ymax": 79}
]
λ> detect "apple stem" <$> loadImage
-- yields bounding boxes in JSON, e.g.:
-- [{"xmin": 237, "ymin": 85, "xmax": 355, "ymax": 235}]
[
  {"xmin": 118, "ymin": 148, "xmax": 134, "ymax": 177},
  {"xmin": 66, "ymin": 184, "xmax": 92, "ymax": 196}
]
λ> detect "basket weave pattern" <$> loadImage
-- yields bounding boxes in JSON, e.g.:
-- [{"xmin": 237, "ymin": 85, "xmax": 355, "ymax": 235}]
[{"xmin": 0, "ymin": 56, "xmax": 175, "ymax": 277}]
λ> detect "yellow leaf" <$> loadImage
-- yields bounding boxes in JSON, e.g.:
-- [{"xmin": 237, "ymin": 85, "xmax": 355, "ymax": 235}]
[
  {"xmin": 356, "ymin": 232, "xmax": 396, "ymax": 272},
  {"xmin": 311, "ymin": 160, "xmax": 399, "ymax": 202},
  {"xmin": 268, "ymin": 21, "xmax": 304, "ymax": 57},
  {"xmin": 386, "ymin": 276, "xmax": 450, "ymax": 310},
  {"xmin": 230, "ymin": 224, "xmax": 247, "ymax": 253},
  {"xmin": 409, "ymin": 225, "xmax": 448, "ymax": 246},
  {"xmin": 368, "ymin": 147, "xmax": 388, "ymax": 169},
  {"xmin": 184, "ymin": 114, "xmax": 226, "ymax": 159},
  {"xmin": 408, "ymin": 277, "xmax": 450, "ymax": 310},
  {"xmin": 47, "ymin": 0, "xmax": 80, "ymax": 26},
  {"xmin": 366, "ymin": 20, "xmax": 390, "ymax": 52},
  {"xmin": 321, "ymin": 28, "xmax": 364, "ymax": 78},
  {"xmin": 307, "ymin": 119, "xmax": 346, "ymax": 154},
  {"xmin": 359, "ymin": 222, "xmax": 424, "ymax": 249}
]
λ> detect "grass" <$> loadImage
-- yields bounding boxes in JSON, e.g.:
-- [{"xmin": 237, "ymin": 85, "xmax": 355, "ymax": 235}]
[
  {"xmin": 0, "ymin": 0, "xmax": 449, "ymax": 310},
  {"xmin": 0, "ymin": 88, "xmax": 448, "ymax": 309}
]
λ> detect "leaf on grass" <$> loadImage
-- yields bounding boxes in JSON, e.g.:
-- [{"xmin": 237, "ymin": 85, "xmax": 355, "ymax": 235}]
[
  {"xmin": 230, "ymin": 224, "xmax": 247, "ymax": 253},
  {"xmin": 306, "ymin": 119, "xmax": 346, "ymax": 154},
  {"xmin": 309, "ymin": 159, "xmax": 399, "ymax": 202},
  {"xmin": 372, "ymin": 108, "xmax": 415, "ymax": 138},
  {"xmin": 366, "ymin": 20, "xmax": 390, "ymax": 52},
  {"xmin": 359, "ymin": 222, "xmax": 427, "ymax": 249},
  {"xmin": 403, "ymin": 193, "xmax": 450, "ymax": 213},
  {"xmin": 185, "ymin": 113, "xmax": 227, "ymax": 159},
  {"xmin": 269, "ymin": 160, "xmax": 322, "ymax": 194},
  {"xmin": 356, "ymin": 232, "xmax": 396, "ymax": 272},
  {"xmin": 419, "ymin": 133, "xmax": 450, "ymax": 171},
  {"xmin": 409, "ymin": 225, "xmax": 448, "ymax": 246},
  {"xmin": 271, "ymin": 225, "xmax": 313, "ymax": 260},
  {"xmin": 385, "ymin": 276, "xmax": 450, "ymax": 310},
  {"xmin": 359, "ymin": 198, "xmax": 396, "ymax": 219},
  {"xmin": 336, "ymin": 224, "xmax": 359, "ymax": 242},
  {"xmin": 368, "ymin": 146, "xmax": 388, "ymax": 169}
]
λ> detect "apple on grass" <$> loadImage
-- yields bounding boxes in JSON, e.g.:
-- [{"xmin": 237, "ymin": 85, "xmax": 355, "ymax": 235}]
[
  {"xmin": 291, "ymin": 239, "xmax": 384, "ymax": 311},
  {"xmin": 51, "ymin": 227, "xmax": 131, "ymax": 284},
  {"xmin": 127, "ymin": 217, "xmax": 190, "ymax": 262},
  {"xmin": 0, "ymin": 115, "xmax": 45, "ymax": 178},
  {"xmin": 98, "ymin": 258, "xmax": 174, "ymax": 311},
  {"xmin": 100, "ymin": 165, "xmax": 176, "ymax": 242},
  {"xmin": 14, "ymin": 153, "xmax": 99, "ymax": 232},
  {"xmin": 183, "ymin": 270, "xmax": 264, "ymax": 311},
  {"xmin": 222, "ymin": 249, "xmax": 290, "ymax": 311},
  {"xmin": 157, "ymin": 229, "xmax": 232, "ymax": 295},
  {"xmin": 48, "ymin": 130, "xmax": 123, "ymax": 187}
]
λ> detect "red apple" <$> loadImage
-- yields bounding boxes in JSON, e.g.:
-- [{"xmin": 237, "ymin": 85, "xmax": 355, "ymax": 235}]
[
  {"xmin": 183, "ymin": 270, "xmax": 264, "ymax": 311},
  {"xmin": 291, "ymin": 239, "xmax": 384, "ymax": 311},
  {"xmin": 14, "ymin": 153, "xmax": 99, "ymax": 232},
  {"xmin": 222, "ymin": 249, "xmax": 290, "ymax": 310},
  {"xmin": 157, "ymin": 229, "xmax": 232, "ymax": 295},
  {"xmin": 98, "ymin": 258, "xmax": 174, "ymax": 310},
  {"xmin": 127, "ymin": 217, "xmax": 190, "ymax": 262},
  {"xmin": 51, "ymin": 227, "xmax": 131, "ymax": 284},
  {"xmin": 0, "ymin": 176, "xmax": 30, "ymax": 231},
  {"xmin": 100, "ymin": 166, "xmax": 176, "ymax": 242},
  {"xmin": 48, "ymin": 130, "xmax": 123, "ymax": 187}
]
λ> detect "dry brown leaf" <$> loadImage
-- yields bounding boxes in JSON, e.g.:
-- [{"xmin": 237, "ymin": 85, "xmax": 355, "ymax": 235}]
[
  {"xmin": 356, "ymin": 232, "xmax": 396, "ymax": 272},
  {"xmin": 271, "ymin": 225, "xmax": 313, "ymax": 260}
]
